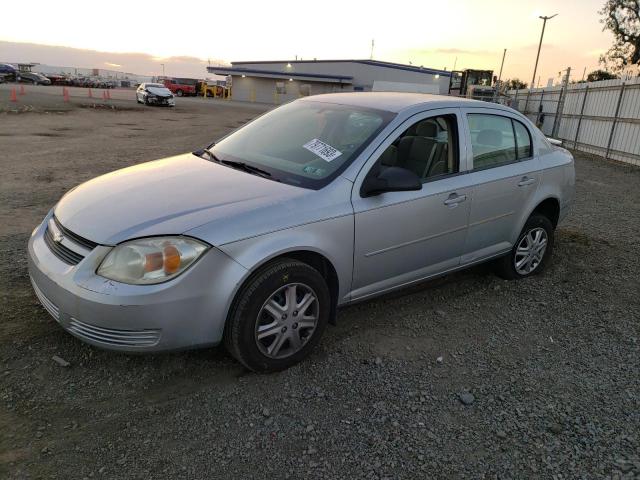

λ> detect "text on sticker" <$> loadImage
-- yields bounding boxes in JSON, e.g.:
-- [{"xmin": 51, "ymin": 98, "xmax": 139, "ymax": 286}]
[{"xmin": 303, "ymin": 138, "xmax": 343, "ymax": 162}]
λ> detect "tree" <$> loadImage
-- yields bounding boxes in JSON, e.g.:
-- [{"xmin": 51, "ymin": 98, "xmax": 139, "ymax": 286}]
[
  {"xmin": 586, "ymin": 69, "xmax": 619, "ymax": 81},
  {"xmin": 600, "ymin": 0, "xmax": 640, "ymax": 73},
  {"xmin": 506, "ymin": 78, "xmax": 528, "ymax": 90}
]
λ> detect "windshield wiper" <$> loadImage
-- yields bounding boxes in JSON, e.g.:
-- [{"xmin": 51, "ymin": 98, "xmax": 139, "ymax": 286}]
[
  {"xmin": 197, "ymin": 146, "xmax": 276, "ymax": 180},
  {"xmin": 200, "ymin": 146, "xmax": 222, "ymax": 163},
  {"xmin": 219, "ymin": 159, "xmax": 273, "ymax": 178}
]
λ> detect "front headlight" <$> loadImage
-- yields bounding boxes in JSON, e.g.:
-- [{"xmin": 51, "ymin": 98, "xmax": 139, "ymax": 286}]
[{"xmin": 97, "ymin": 236, "xmax": 208, "ymax": 285}]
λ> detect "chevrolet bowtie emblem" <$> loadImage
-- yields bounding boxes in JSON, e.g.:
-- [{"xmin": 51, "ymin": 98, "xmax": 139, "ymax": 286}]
[{"xmin": 53, "ymin": 231, "xmax": 64, "ymax": 243}]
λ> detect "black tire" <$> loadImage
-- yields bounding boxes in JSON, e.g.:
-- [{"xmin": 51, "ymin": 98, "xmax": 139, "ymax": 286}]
[
  {"xmin": 143, "ymin": 96, "xmax": 149, "ymax": 105},
  {"xmin": 494, "ymin": 213, "xmax": 554, "ymax": 280},
  {"xmin": 176, "ymin": 89, "xmax": 183, "ymax": 97},
  {"xmin": 224, "ymin": 259, "xmax": 330, "ymax": 373}
]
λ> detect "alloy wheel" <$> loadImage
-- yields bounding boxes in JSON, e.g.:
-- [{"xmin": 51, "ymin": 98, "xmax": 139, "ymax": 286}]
[
  {"xmin": 514, "ymin": 227, "xmax": 548, "ymax": 275},
  {"xmin": 254, "ymin": 283, "xmax": 319, "ymax": 359}
]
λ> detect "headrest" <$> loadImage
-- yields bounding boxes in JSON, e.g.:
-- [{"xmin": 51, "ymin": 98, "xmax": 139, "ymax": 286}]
[
  {"xmin": 416, "ymin": 121, "xmax": 438, "ymax": 137},
  {"xmin": 477, "ymin": 129, "xmax": 502, "ymax": 147}
]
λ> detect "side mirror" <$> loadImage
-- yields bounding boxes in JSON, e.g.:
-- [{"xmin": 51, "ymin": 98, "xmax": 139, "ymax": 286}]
[{"xmin": 361, "ymin": 167, "xmax": 422, "ymax": 198}]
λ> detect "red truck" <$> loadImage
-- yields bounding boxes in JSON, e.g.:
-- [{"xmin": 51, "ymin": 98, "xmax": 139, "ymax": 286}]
[{"xmin": 161, "ymin": 77, "xmax": 199, "ymax": 97}]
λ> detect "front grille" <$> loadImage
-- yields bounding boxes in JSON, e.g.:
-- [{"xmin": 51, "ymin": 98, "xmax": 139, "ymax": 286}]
[
  {"xmin": 68, "ymin": 318, "xmax": 161, "ymax": 347},
  {"xmin": 43, "ymin": 216, "xmax": 98, "ymax": 265},
  {"xmin": 53, "ymin": 216, "xmax": 98, "ymax": 250},
  {"xmin": 44, "ymin": 226, "xmax": 85, "ymax": 265},
  {"xmin": 30, "ymin": 276, "xmax": 60, "ymax": 321}
]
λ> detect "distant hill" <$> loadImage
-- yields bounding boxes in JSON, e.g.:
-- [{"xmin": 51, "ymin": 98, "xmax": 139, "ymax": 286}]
[{"xmin": 0, "ymin": 40, "xmax": 229, "ymax": 78}]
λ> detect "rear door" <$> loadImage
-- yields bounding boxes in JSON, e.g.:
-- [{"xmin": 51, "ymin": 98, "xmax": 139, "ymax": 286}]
[{"xmin": 459, "ymin": 108, "xmax": 541, "ymax": 264}]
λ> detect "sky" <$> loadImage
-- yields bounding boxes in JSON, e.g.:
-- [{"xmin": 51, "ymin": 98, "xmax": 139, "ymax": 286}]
[{"xmin": 0, "ymin": 0, "xmax": 614, "ymax": 84}]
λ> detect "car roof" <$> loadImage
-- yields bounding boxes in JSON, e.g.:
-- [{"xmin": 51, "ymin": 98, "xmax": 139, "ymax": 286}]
[{"xmin": 301, "ymin": 91, "xmax": 511, "ymax": 114}]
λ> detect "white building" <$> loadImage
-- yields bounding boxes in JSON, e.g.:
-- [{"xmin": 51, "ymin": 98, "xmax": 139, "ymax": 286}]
[{"xmin": 207, "ymin": 59, "xmax": 451, "ymax": 104}]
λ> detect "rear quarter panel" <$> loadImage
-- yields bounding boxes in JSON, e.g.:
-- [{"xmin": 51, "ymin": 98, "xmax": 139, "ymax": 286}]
[{"xmin": 514, "ymin": 146, "xmax": 575, "ymax": 243}]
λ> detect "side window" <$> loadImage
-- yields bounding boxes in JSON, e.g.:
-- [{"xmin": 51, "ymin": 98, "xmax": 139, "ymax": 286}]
[
  {"xmin": 513, "ymin": 120, "xmax": 532, "ymax": 159},
  {"xmin": 468, "ymin": 114, "xmax": 517, "ymax": 169},
  {"xmin": 376, "ymin": 114, "xmax": 459, "ymax": 181}
]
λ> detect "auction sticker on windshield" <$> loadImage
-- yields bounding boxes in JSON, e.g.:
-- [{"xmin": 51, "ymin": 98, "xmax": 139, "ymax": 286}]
[{"xmin": 303, "ymin": 139, "xmax": 342, "ymax": 162}]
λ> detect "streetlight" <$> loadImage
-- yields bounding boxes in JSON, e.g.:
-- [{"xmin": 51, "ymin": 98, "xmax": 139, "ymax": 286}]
[{"xmin": 531, "ymin": 14, "xmax": 557, "ymax": 89}]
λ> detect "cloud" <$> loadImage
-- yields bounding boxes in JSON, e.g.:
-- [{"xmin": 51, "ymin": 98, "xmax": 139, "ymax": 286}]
[
  {"xmin": 432, "ymin": 48, "xmax": 494, "ymax": 55},
  {"xmin": 0, "ymin": 40, "xmax": 227, "ymax": 77},
  {"xmin": 518, "ymin": 43, "xmax": 555, "ymax": 51},
  {"xmin": 409, "ymin": 47, "xmax": 495, "ymax": 56}
]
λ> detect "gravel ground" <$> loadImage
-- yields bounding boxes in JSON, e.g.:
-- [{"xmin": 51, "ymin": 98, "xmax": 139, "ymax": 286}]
[{"xmin": 1, "ymin": 98, "xmax": 639, "ymax": 479}]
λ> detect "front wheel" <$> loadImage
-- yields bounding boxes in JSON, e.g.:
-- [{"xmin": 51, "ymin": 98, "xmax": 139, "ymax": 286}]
[
  {"xmin": 494, "ymin": 214, "xmax": 554, "ymax": 280},
  {"xmin": 224, "ymin": 259, "xmax": 330, "ymax": 372},
  {"xmin": 175, "ymin": 89, "xmax": 183, "ymax": 97}
]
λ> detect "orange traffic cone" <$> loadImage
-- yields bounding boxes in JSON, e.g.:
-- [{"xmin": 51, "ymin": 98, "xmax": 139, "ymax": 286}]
[
  {"xmin": 19, "ymin": 85, "xmax": 26, "ymax": 95},
  {"xmin": 63, "ymin": 87, "xmax": 70, "ymax": 102},
  {"xmin": 88, "ymin": 88, "xmax": 93, "ymax": 98},
  {"xmin": 10, "ymin": 88, "xmax": 17, "ymax": 102}
]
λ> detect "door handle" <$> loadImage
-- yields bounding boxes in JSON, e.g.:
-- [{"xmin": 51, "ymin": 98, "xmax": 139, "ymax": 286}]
[
  {"xmin": 444, "ymin": 193, "xmax": 467, "ymax": 206},
  {"xmin": 518, "ymin": 176, "xmax": 536, "ymax": 187}
]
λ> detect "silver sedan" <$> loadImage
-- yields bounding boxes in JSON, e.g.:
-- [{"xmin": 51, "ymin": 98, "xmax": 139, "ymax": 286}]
[{"xmin": 28, "ymin": 93, "xmax": 575, "ymax": 372}]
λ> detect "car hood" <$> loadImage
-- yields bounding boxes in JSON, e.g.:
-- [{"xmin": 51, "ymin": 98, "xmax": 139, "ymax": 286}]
[
  {"xmin": 54, "ymin": 153, "xmax": 313, "ymax": 246},
  {"xmin": 147, "ymin": 86, "xmax": 172, "ymax": 97}
]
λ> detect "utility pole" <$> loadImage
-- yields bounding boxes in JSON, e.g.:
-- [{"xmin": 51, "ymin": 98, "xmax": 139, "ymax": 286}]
[
  {"xmin": 160, "ymin": 63, "xmax": 165, "ymax": 76},
  {"xmin": 453, "ymin": 57, "xmax": 457, "ymax": 71},
  {"xmin": 370, "ymin": 39, "xmax": 375, "ymax": 60},
  {"xmin": 531, "ymin": 14, "xmax": 557, "ymax": 90},
  {"xmin": 494, "ymin": 49, "xmax": 507, "ymax": 102}
]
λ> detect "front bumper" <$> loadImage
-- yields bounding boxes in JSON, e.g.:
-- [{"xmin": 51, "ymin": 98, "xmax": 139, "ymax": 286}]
[
  {"xmin": 148, "ymin": 95, "xmax": 175, "ymax": 106},
  {"xmin": 27, "ymin": 212, "xmax": 247, "ymax": 352}
]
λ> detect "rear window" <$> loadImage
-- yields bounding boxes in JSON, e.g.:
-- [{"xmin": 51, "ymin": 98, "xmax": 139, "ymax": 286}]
[{"xmin": 468, "ymin": 113, "xmax": 533, "ymax": 169}]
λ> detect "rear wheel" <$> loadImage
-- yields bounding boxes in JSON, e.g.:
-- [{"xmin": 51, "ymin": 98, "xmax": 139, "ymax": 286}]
[
  {"xmin": 224, "ymin": 259, "xmax": 330, "ymax": 372},
  {"xmin": 494, "ymin": 214, "xmax": 554, "ymax": 280},
  {"xmin": 176, "ymin": 89, "xmax": 183, "ymax": 97}
]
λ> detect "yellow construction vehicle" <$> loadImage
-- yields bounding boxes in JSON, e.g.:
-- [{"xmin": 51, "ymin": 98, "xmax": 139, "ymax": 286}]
[{"xmin": 197, "ymin": 80, "xmax": 230, "ymax": 98}]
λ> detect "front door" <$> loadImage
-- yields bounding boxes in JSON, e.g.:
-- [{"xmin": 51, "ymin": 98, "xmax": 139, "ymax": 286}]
[{"xmin": 350, "ymin": 109, "xmax": 473, "ymax": 300}]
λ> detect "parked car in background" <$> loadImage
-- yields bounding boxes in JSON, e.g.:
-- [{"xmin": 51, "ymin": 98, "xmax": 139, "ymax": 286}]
[
  {"xmin": 70, "ymin": 77, "xmax": 91, "ymax": 87},
  {"xmin": 136, "ymin": 83, "xmax": 175, "ymax": 106},
  {"xmin": 19, "ymin": 72, "xmax": 52, "ymax": 85},
  {"xmin": 45, "ymin": 74, "xmax": 72, "ymax": 86},
  {"xmin": 28, "ymin": 93, "xmax": 574, "ymax": 372},
  {"xmin": 0, "ymin": 63, "xmax": 18, "ymax": 81},
  {"xmin": 162, "ymin": 77, "xmax": 198, "ymax": 96}
]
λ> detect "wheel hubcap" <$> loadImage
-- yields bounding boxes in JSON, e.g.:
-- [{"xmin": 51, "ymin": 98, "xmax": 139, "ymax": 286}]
[
  {"xmin": 255, "ymin": 283, "xmax": 319, "ymax": 359},
  {"xmin": 514, "ymin": 227, "xmax": 548, "ymax": 275}
]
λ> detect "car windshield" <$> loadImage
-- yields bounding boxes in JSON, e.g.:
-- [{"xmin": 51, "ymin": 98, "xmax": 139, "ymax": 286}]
[{"xmin": 209, "ymin": 100, "xmax": 394, "ymax": 189}]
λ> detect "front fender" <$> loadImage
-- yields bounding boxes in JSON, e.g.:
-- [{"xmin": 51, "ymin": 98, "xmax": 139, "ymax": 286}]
[{"xmin": 217, "ymin": 214, "xmax": 355, "ymax": 305}]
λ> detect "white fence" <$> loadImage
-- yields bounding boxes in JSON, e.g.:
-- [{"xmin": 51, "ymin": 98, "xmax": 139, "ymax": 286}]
[{"xmin": 504, "ymin": 77, "xmax": 640, "ymax": 166}]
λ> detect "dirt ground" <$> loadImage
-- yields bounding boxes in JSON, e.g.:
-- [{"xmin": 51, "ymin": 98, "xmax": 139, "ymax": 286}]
[{"xmin": 1, "ymin": 92, "xmax": 639, "ymax": 479}]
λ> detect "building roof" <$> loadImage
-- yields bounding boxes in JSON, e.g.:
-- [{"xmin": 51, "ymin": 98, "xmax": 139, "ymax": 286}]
[
  {"xmin": 206, "ymin": 66, "xmax": 353, "ymax": 84},
  {"xmin": 229, "ymin": 59, "xmax": 452, "ymax": 77},
  {"xmin": 297, "ymin": 91, "xmax": 503, "ymax": 113}
]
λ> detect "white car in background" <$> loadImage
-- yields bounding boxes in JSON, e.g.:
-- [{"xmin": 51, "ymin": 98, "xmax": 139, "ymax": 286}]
[{"xmin": 136, "ymin": 83, "xmax": 175, "ymax": 107}]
